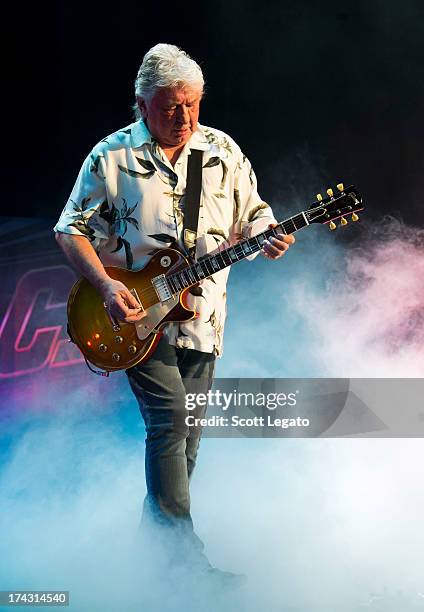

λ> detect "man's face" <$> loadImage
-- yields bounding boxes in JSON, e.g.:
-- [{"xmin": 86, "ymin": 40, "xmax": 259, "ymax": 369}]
[{"xmin": 138, "ymin": 85, "xmax": 202, "ymax": 148}]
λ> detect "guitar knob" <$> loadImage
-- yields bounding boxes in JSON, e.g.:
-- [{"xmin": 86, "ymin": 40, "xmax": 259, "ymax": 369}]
[
  {"xmin": 112, "ymin": 353, "xmax": 121, "ymax": 362},
  {"xmin": 337, "ymin": 183, "xmax": 344, "ymax": 191},
  {"xmin": 115, "ymin": 336, "xmax": 123, "ymax": 343},
  {"xmin": 326, "ymin": 188, "xmax": 334, "ymax": 197},
  {"xmin": 329, "ymin": 221, "xmax": 336, "ymax": 230},
  {"xmin": 340, "ymin": 217, "xmax": 348, "ymax": 226},
  {"xmin": 98, "ymin": 344, "xmax": 108, "ymax": 352},
  {"xmin": 128, "ymin": 345, "xmax": 137, "ymax": 355},
  {"xmin": 316, "ymin": 193, "xmax": 323, "ymax": 201},
  {"xmin": 352, "ymin": 213, "xmax": 359, "ymax": 221}
]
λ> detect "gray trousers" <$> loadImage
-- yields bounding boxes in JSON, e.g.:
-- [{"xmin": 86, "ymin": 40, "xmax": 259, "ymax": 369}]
[{"xmin": 126, "ymin": 335, "xmax": 215, "ymax": 554}]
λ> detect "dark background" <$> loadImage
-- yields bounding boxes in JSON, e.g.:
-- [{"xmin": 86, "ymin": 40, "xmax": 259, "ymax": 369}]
[{"xmin": 10, "ymin": 0, "xmax": 424, "ymax": 226}]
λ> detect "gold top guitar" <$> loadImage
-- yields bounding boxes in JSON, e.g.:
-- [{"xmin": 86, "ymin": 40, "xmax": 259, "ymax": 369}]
[{"xmin": 67, "ymin": 184, "xmax": 363, "ymax": 374}]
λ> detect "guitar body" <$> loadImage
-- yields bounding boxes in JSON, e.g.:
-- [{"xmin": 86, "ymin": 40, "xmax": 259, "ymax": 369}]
[{"xmin": 67, "ymin": 248, "xmax": 196, "ymax": 371}]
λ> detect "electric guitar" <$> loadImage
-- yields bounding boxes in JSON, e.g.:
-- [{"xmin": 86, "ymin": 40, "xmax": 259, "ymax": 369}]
[{"xmin": 67, "ymin": 183, "xmax": 363, "ymax": 374}]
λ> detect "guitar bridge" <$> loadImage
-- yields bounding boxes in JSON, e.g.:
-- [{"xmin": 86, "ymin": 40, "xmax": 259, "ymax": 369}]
[{"xmin": 151, "ymin": 274, "xmax": 173, "ymax": 302}]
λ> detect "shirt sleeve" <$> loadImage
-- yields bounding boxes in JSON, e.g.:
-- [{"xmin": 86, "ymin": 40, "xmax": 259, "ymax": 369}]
[
  {"xmin": 53, "ymin": 149, "xmax": 110, "ymax": 251},
  {"xmin": 233, "ymin": 153, "xmax": 278, "ymax": 260}
]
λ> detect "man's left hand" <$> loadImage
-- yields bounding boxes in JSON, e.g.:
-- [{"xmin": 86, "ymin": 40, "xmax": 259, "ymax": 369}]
[{"xmin": 262, "ymin": 223, "xmax": 295, "ymax": 260}]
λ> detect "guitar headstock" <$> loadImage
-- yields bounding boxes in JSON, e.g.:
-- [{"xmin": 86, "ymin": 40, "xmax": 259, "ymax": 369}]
[{"xmin": 306, "ymin": 184, "xmax": 363, "ymax": 229}]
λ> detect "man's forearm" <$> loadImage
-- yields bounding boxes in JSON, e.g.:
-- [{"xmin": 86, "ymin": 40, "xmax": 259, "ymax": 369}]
[
  {"xmin": 55, "ymin": 233, "xmax": 144, "ymax": 322},
  {"xmin": 55, "ymin": 233, "xmax": 110, "ymax": 292}
]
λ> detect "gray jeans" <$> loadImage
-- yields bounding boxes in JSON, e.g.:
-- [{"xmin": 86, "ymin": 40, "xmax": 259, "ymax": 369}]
[{"xmin": 126, "ymin": 335, "xmax": 215, "ymax": 552}]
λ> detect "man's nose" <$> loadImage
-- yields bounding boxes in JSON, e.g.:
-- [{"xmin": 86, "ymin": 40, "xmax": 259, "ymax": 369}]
[{"xmin": 176, "ymin": 104, "xmax": 190, "ymax": 125}]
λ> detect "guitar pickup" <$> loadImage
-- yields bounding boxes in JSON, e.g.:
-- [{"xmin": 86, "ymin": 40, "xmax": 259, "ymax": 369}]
[{"xmin": 151, "ymin": 274, "xmax": 173, "ymax": 302}]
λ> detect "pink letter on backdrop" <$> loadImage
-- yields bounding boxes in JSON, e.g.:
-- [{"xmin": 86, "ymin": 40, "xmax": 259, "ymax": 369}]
[{"xmin": 0, "ymin": 266, "xmax": 83, "ymax": 379}]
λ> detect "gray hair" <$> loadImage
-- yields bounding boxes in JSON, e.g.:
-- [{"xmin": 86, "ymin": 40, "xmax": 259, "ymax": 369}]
[{"xmin": 132, "ymin": 43, "xmax": 204, "ymax": 120}]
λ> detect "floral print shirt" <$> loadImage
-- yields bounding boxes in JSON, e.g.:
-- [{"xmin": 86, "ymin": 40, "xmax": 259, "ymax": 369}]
[{"xmin": 54, "ymin": 120, "xmax": 277, "ymax": 356}]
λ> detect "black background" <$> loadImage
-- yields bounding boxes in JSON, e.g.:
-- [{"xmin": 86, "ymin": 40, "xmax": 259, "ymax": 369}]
[{"xmin": 9, "ymin": 0, "xmax": 424, "ymax": 226}]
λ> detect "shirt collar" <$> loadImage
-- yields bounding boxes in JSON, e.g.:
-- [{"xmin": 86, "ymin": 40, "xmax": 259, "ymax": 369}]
[
  {"xmin": 130, "ymin": 120, "xmax": 210, "ymax": 152},
  {"xmin": 130, "ymin": 119, "xmax": 153, "ymax": 149},
  {"xmin": 187, "ymin": 124, "xmax": 210, "ymax": 151}
]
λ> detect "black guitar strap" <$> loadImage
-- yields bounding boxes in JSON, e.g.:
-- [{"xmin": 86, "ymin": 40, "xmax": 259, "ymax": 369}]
[{"xmin": 183, "ymin": 149, "xmax": 203, "ymax": 259}]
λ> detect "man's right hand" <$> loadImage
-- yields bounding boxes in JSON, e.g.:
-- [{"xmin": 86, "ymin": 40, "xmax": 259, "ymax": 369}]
[
  {"xmin": 54, "ymin": 234, "xmax": 147, "ymax": 323},
  {"xmin": 98, "ymin": 278, "xmax": 147, "ymax": 323}
]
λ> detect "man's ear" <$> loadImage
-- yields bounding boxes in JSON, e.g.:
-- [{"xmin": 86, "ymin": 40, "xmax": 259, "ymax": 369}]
[{"xmin": 137, "ymin": 96, "xmax": 148, "ymax": 119}]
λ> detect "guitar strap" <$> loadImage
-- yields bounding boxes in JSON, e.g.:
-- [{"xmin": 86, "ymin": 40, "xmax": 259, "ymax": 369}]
[{"xmin": 183, "ymin": 148, "xmax": 203, "ymax": 259}]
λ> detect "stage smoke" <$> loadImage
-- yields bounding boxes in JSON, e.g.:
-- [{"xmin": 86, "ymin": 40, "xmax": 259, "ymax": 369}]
[
  {"xmin": 292, "ymin": 217, "xmax": 424, "ymax": 377},
  {"xmin": 0, "ymin": 218, "xmax": 423, "ymax": 610}
]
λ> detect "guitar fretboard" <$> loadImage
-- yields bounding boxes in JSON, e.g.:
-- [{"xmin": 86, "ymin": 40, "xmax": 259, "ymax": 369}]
[{"xmin": 166, "ymin": 211, "xmax": 309, "ymax": 294}]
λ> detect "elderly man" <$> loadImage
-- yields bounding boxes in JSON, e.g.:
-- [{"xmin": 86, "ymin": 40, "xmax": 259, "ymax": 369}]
[{"xmin": 54, "ymin": 43, "xmax": 294, "ymax": 584}]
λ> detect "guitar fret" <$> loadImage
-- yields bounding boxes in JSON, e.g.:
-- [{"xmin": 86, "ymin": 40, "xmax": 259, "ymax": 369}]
[
  {"xmin": 293, "ymin": 213, "xmax": 306, "ymax": 230},
  {"xmin": 221, "ymin": 250, "xmax": 232, "ymax": 266},
  {"xmin": 251, "ymin": 236, "xmax": 261, "ymax": 249},
  {"xmin": 210, "ymin": 253, "xmax": 222, "ymax": 271},
  {"xmin": 210, "ymin": 255, "xmax": 220, "ymax": 272},
  {"xmin": 170, "ymin": 275, "xmax": 179, "ymax": 291},
  {"xmin": 190, "ymin": 264, "xmax": 200, "ymax": 283},
  {"xmin": 227, "ymin": 248, "xmax": 238, "ymax": 262},
  {"xmin": 168, "ymin": 277, "xmax": 177, "ymax": 294},
  {"xmin": 194, "ymin": 263, "xmax": 204, "ymax": 279},
  {"xmin": 217, "ymin": 251, "xmax": 227, "ymax": 269},
  {"xmin": 204, "ymin": 258, "xmax": 215, "ymax": 275},
  {"xmin": 249, "ymin": 239, "xmax": 260, "ymax": 253},
  {"xmin": 283, "ymin": 219, "xmax": 295, "ymax": 234},
  {"xmin": 241, "ymin": 242, "xmax": 252, "ymax": 256},
  {"xmin": 200, "ymin": 260, "xmax": 210, "ymax": 277},
  {"xmin": 187, "ymin": 267, "xmax": 197, "ymax": 283}
]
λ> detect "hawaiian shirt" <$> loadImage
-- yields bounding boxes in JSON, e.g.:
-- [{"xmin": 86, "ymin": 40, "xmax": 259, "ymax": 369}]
[{"xmin": 54, "ymin": 120, "xmax": 277, "ymax": 356}]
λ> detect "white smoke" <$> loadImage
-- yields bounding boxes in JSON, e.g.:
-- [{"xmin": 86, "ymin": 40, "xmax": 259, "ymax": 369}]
[
  {"xmin": 220, "ymin": 216, "xmax": 424, "ymax": 378},
  {"xmin": 1, "ymin": 218, "xmax": 423, "ymax": 611},
  {"xmin": 291, "ymin": 218, "xmax": 424, "ymax": 377},
  {"xmin": 1, "ymin": 413, "xmax": 423, "ymax": 610}
]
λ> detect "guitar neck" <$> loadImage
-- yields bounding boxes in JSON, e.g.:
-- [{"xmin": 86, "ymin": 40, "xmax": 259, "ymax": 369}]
[{"xmin": 166, "ymin": 211, "xmax": 309, "ymax": 294}]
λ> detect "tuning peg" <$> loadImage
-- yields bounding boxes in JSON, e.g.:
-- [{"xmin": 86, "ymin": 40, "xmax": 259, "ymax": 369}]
[
  {"xmin": 337, "ymin": 183, "xmax": 344, "ymax": 192},
  {"xmin": 329, "ymin": 221, "xmax": 336, "ymax": 230},
  {"xmin": 316, "ymin": 193, "xmax": 323, "ymax": 201},
  {"xmin": 352, "ymin": 212, "xmax": 359, "ymax": 221},
  {"xmin": 340, "ymin": 216, "xmax": 348, "ymax": 226},
  {"xmin": 326, "ymin": 188, "xmax": 334, "ymax": 197}
]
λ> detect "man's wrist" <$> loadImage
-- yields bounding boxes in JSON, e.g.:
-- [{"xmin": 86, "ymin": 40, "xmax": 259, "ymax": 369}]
[{"xmin": 92, "ymin": 273, "xmax": 112, "ymax": 295}]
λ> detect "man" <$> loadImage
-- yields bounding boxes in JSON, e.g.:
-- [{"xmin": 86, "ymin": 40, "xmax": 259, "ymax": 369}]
[{"xmin": 54, "ymin": 43, "xmax": 294, "ymax": 585}]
